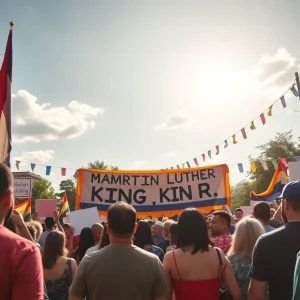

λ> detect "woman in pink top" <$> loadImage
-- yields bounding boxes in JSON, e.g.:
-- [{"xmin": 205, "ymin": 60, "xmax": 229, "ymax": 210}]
[{"xmin": 163, "ymin": 208, "xmax": 241, "ymax": 300}]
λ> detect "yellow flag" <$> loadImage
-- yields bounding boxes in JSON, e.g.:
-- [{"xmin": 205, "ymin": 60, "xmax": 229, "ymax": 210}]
[
  {"xmin": 250, "ymin": 121, "xmax": 256, "ymax": 130},
  {"xmin": 268, "ymin": 105, "xmax": 273, "ymax": 117},
  {"xmin": 250, "ymin": 161, "xmax": 256, "ymax": 172},
  {"xmin": 232, "ymin": 134, "xmax": 237, "ymax": 144}
]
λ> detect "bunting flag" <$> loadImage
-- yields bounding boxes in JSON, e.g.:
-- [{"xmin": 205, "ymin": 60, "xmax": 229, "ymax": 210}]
[
  {"xmin": 167, "ymin": 82, "xmax": 296, "ymax": 171},
  {"xmin": 232, "ymin": 134, "xmax": 237, "ymax": 144},
  {"xmin": 186, "ymin": 161, "xmax": 191, "ymax": 168},
  {"xmin": 260, "ymin": 113, "xmax": 266, "ymax": 125},
  {"xmin": 61, "ymin": 168, "xmax": 66, "ymax": 176},
  {"xmin": 260, "ymin": 160, "xmax": 268, "ymax": 171},
  {"xmin": 291, "ymin": 86, "xmax": 299, "ymax": 97},
  {"xmin": 271, "ymin": 159, "xmax": 278, "ymax": 169},
  {"xmin": 0, "ymin": 27, "xmax": 13, "ymax": 167},
  {"xmin": 241, "ymin": 128, "xmax": 247, "ymax": 139},
  {"xmin": 59, "ymin": 193, "xmax": 70, "ymax": 225},
  {"xmin": 16, "ymin": 160, "xmax": 20, "ymax": 170},
  {"xmin": 250, "ymin": 160, "xmax": 288, "ymax": 202},
  {"xmin": 31, "ymin": 163, "xmax": 36, "ymax": 172},
  {"xmin": 46, "ymin": 165, "xmax": 51, "ymax": 176},
  {"xmin": 193, "ymin": 158, "xmax": 199, "ymax": 166},
  {"xmin": 15, "ymin": 199, "xmax": 30, "ymax": 216},
  {"xmin": 280, "ymin": 96, "xmax": 286, "ymax": 108},
  {"xmin": 280, "ymin": 158, "xmax": 288, "ymax": 168},
  {"xmin": 250, "ymin": 121, "xmax": 256, "ymax": 130},
  {"xmin": 250, "ymin": 161, "xmax": 256, "ymax": 173},
  {"xmin": 238, "ymin": 163, "xmax": 244, "ymax": 173},
  {"xmin": 23, "ymin": 199, "xmax": 31, "ymax": 222}
]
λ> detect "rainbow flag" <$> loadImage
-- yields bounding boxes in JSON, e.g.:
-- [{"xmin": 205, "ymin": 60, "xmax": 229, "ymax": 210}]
[
  {"xmin": 59, "ymin": 193, "xmax": 70, "ymax": 224},
  {"xmin": 15, "ymin": 199, "xmax": 31, "ymax": 216},
  {"xmin": 0, "ymin": 28, "xmax": 13, "ymax": 167},
  {"xmin": 23, "ymin": 200, "xmax": 31, "ymax": 221},
  {"xmin": 250, "ymin": 160, "xmax": 288, "ymax": 202}
]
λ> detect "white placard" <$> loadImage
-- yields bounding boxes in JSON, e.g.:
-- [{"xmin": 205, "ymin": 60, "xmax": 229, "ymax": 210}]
[
  {"xmin": 240, "ymin": 206, "xmax": 253, "ymax": 216},
  {"xmin": 14, "ymin": 178, "xmax": 32, "ymax": 198},
  {"xmin": 68, "ymin": 207, "xmax": 99, "ymax": 236},
  {"xmin": 288, "ymin": 161, "xmax": 300, "ymax": 181}
]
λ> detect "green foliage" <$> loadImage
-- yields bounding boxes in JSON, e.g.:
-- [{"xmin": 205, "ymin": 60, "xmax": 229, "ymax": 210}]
[
  {"xmin": 231, "ymin": 131, "xmax": 300, "ymax": 209},
  {"xmin": 86, "ymin": 160, "xmax": 119, "ymax": 170},
  {"xmin": 56, "ymin": 179, "xmax": 76, "ymax": 211},
  {"xmin": 31, "ymin": 178, "xmax": 56, "ymax": 213}
]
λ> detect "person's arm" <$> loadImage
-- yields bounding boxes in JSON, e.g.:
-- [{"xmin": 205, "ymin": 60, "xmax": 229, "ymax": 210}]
[
  {"xmin": 248, "ymin": 238, "xmax": 268, "ymax": 300},
  {"xmin": 69, "ymin": 257, "xmax": 87, "ymax": 299},
  {"xmin": 54, "ymin": 211, "xmax": 64, "ymax": 233},
  {"xmin": 11, "ymin": 210, "xmax": 34, "ymax": 242},
  {"xmin": 162, "ymin": 252, "xmax": 174, "ymax": 300},
  {"xmin": 292, "ymin": 253, "xmax": 300, "ymax": 300},
  {"xmin": 12, "ymin": 245, "xmax": 44, "ymax": 300},
  {"xmin": 218, "ymin": 249, "xmax": 242, "ymax": 300}
]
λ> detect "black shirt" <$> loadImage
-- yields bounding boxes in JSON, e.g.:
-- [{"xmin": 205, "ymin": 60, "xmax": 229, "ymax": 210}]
[{"xmin": 249, "ymin": 222, "xmax": 300, "ymax": 300}]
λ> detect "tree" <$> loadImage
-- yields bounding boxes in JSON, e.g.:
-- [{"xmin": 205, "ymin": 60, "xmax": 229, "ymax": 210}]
[
  {"xmin": 231, "ymin": 131, "xmax": 300, "ymax": 208},
  {"xmin": 56, "ymin": 179, "xmax": 76, "ymax": 211},
  {"xmin": 231, "ymin": 180, "xmax": 254, "ymax": 210},
  {"xmin": 31, "ymin": 178, "xmax": 56, "ymax": 213},
  {"xmin": 86, "ymin": 160, "xmax": 119, "ymax": 170}
]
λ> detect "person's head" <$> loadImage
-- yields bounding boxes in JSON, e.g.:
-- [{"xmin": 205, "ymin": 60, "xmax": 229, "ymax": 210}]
[
  {"xmin": 253, "ymin": 202, "xmax": 271, "ymax": 223},
  {"xmin": 134, "ymin": 220, "xmax": 153, "ymax": 249},
  {"xmin": 151, "ymin": 221, "xmax": 164, "ymax": 238},
  {"xmin": 62, "ymin": 223, "xmax": 72, "ymax": 238},
  {"xmin": 234, "ymin": 208, "xmax": 243, "ymax": 221},
  {"xmin": 163, "ymin": 220, "xmax": 175, "ymax": 240},
  {"xmin": 42, "ymin": 231, "xmax": 67, "ymax": 269},
  {"xmin": 28, "ymin": 221, "xmax": 43, "ymax": 241},
  {"xmin": 177, "ymin": 208, "xmax": 213, "ymax": 254},
  {"xmin": 279, "ymin": 181, "xmax": 300, "ymax": 222},
  {"xmin": 169, "ymin": 222, "xmax": 178, "ymax": 245},
  {"xmin": 227, "ymin": 217, "xmax": 265, "ymax": 259},
  {"xmin": 107, "ymin": 202, "xmax": 137, "ymax": 240},
  {"xmin": 211, "ymin": 210, "xmax": 231, "ymax": 236},
  {"xmin": 44, "ymin": 217, "xmax": 56, "ymax": 230},
  {"xmin": 76, "ymin": 227, "xmax": 95, "ymax": 263},
  {"xmin": 0, "ymin": 163, "xmax": 14, "ymax": 224},
  {"xmin": 99, "ymin": 221, "xmax": 110, "ymax": 249},
  {"xmin": 91, "ymin": 223, "xmax": 103, "ymax": 244},
  {"xmin": 26, "ymin": 223, "xmax": 37, "ymax": 241}
]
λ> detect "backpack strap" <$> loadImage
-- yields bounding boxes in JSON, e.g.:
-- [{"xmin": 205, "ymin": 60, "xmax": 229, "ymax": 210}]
[{"xmin": 216, "ymin": 248, "xmax": 224, "ymax": 277}]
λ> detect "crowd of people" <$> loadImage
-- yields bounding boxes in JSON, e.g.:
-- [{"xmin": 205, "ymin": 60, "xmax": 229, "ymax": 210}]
[{"xmin": 1, "ymin": 162, "xmax": 300, "ymax": 299}]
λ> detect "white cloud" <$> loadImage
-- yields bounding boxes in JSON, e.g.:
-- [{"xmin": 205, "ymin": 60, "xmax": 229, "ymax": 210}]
[
  {"xmin": 161, "ymin": 152, "xmax": 175, "ymax": 157},
  {"xmin": 252, "ymin": 48, "xmax": 298, "ymax": 87},
  {"xmin": 14, "ymin": 150, "xmax": 55, "ymax": 164},
  {"xmin": 133, "ymin": 160, "xmax": 147, "ymax": 166},
  {"xmin": 12, "ymin": 90, "xmax": 104, "ymax": 143},
  {"xmin": 155, "ymin": 111, "xmax": 193, "ymax": 130}
]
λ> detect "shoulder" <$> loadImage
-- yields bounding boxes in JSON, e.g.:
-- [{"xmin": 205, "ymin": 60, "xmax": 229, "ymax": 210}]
[{"xmin": 256, "ymin": 226, "xmax": 285, "ymax": 246}]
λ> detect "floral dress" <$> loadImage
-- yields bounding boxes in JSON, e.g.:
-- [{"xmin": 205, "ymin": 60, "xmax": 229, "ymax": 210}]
[
  {"xmin": 145, "ymin": 245, "xmax": 165, "ymax": 262},
  {"xmin": 228, "ymin": 255, "xmax": 251, "ymax": 300},
  {"xmin": 44, "ymin": 259, "xmax": 71, "ymax": 300}
]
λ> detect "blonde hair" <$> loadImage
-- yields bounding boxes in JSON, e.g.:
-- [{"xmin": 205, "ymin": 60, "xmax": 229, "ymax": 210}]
[
  {"xmin": 227, "ymin": 217, "xmax": 265, "ymax": 259},
  {"xmin": 27, "ymin": 221, "xmax": 43, "ymax": 241}
]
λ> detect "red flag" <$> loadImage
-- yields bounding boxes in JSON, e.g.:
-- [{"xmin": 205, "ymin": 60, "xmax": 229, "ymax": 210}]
[
  {"xmin": 260, "ymin": 113, "xmax": 266, "ymax": 125},
  {"xmin": 0, "ymin": 28, "xmax": 13, "ymax": 167}
]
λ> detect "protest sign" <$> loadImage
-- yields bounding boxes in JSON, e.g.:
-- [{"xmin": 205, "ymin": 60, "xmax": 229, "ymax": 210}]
[
  {"xmin": 14, "ymin": 178, "xmax": 32, "ymax": 198},
  {"xmin": 35, "ymin": 199, "xmax": 57, "ymax": 218},
  {"xmin": 76, "ymin": 165, "xmax": 231, "ymax": 217}
]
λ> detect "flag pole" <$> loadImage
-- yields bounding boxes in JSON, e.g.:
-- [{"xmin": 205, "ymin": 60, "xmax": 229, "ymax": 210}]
[{"xmin": 295, "ymin": 72, "xmax": 300, "ymax": 102}]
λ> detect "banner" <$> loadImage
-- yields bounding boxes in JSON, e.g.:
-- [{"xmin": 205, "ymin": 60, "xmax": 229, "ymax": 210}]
[
  {"xmin": 76, "ymin": 164, "xmax": 231, "ymax": 217},
  {"xmin": 13, "ymin": 178, "xmax": 32, "ymax": 198}
]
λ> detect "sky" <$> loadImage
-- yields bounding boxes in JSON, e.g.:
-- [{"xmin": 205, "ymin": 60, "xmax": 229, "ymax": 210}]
[{"xmin": 1, "ymin": 0, "xmax": 300, "ymax": 192}]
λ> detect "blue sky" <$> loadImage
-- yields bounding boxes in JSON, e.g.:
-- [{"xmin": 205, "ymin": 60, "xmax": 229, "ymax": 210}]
[{"xmin": 1, "ymin": 0, "xmax": 300, "ymax": 191}]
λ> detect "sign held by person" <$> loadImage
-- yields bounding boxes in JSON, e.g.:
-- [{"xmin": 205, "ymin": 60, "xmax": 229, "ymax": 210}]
[
  {"xmin": 14, "ymin": 178, "xmax": 32, "ymax": 198},
  {"xmin": 76, "ymin": 165, "xmax": 231, "ymax": 217}
]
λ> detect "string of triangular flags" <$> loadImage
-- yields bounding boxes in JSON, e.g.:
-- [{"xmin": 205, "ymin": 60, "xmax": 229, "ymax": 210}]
[
  {"xmin": 167, "ymin": 82, "xmax": 299, "ymax": 171},
  {"xmin": 12, "ymin": 158, "xmax": 77, "ymax": 178}
]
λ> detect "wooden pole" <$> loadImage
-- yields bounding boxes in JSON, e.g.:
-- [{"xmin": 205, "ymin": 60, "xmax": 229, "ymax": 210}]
[{"xmin": 295, "ymin": 72, "xmax": 300, "ymax": 101}]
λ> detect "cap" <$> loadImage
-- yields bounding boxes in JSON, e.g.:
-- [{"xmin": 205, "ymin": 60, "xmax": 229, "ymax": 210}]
[
  {"xmin": 154, "ymin": 221, "xmax": 164, "ymax": 228},
  {"xmin": 278, "ymin": 181, "xmax": 300, "ymax": 202}
]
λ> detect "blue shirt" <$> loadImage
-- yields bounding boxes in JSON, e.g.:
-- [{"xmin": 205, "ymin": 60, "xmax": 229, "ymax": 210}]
[{"xmin": 264, "ymin": 225, "xmax": 275, "ymax": 232}]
